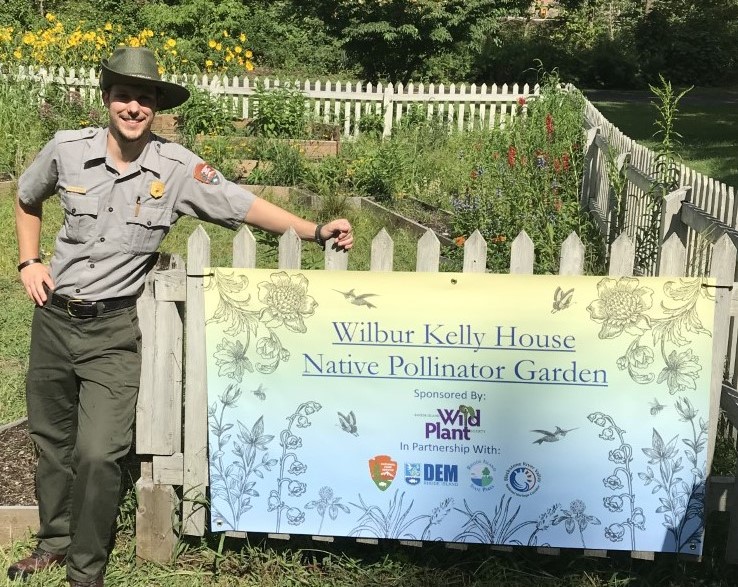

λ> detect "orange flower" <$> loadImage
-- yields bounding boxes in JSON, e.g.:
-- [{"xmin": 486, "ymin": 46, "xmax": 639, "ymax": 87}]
[
  {"xmin": 454, "ymin": 236, "xmax": 466, "ymax": 247},
  {"xmin": 491, "ymin": 235, "xmax": 506, "ymax": 244}
]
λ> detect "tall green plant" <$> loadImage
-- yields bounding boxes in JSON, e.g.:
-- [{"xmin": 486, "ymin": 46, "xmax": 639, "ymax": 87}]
[
  {"xmin": 634, "ymin": 76, "xmax": 691, "ymax": 274},
  {"xmin": 247, "ymin": 83, "xmax": 308, "ymax": 139},
  {"xmin": 177, "ymin": 85, "xmax": 235, "ymax": 148}
]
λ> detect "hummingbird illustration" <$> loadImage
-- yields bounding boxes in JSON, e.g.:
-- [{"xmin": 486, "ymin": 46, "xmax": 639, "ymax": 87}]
[
  {"xmin": 551, "ymin": 286, "xmax": 575, "ymax": 313},
  {"xmin": 531, "ymin": 426, "xmax": 578, "ymax": 444},
  {"xmin": 337, "ymin": 411, "xmax": 359, "ymax": 436},
  {"xmin": 333, "ymin": 288, "xmax": 378, "ymax": 309}
]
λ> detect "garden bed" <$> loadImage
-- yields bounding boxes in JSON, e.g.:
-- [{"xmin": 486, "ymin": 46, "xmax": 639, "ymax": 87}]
[{"xmin": 0, "ymin": 419, "xmax": 38, "ymax": 545}]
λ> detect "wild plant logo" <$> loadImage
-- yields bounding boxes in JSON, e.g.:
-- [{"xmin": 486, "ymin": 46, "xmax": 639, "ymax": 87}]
[
  {"xmin": 425, "ymin": 404, "xmax": 481, "ymax": 440},
  {"xmin": 369, "ymin": 455, "xmax": 398, "ymax": 491},
  {"xmin": 504, "ymin": 462, "xmax": 541, "ymax": 496},
  {"xmin": 468, "ymin": 460, "xmax": 495, "ymax": 491},
  {"xmin": 404, "ymin": 462, "xmax": 421, "ymax": 485}
]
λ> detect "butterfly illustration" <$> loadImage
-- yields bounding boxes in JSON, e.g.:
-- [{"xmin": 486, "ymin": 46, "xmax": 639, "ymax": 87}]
[
  {"xmin": 338, "ymin": 411, "xmax": 359, "ymax": 436},
  {"xmin": 551, "ymin": 286, "xmax": 574, "ymax": 313},
  {"xmin": 251, "ymin": 384, "xmax": 266, "ymax": 401}
]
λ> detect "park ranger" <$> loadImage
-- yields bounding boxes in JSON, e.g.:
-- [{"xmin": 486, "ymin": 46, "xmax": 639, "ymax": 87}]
[{"xmin": 9, "ymin": 47, "xmax": 353, "ymax": 587}]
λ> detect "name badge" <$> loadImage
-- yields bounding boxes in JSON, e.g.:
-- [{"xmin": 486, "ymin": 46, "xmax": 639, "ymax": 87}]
[{"xmin": 65, "ymin": 186, "xmax": 87, "ymax": 194}]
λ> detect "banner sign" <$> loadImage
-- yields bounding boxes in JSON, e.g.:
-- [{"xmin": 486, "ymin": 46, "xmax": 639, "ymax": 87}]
[{"xmin": 204, "ymin": 269, "xmax": 716, "ymax": 554}]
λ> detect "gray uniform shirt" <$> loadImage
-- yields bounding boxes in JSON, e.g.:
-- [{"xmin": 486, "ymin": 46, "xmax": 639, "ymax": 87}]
[{"xmin": 18, "ymin": 127, "xmax": 255, "ymax": 299}]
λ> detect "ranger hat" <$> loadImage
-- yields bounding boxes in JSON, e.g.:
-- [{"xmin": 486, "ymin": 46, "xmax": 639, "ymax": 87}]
[{"xmin": 100, "ymin": 47, "xmax": 190, "ymax": 110}]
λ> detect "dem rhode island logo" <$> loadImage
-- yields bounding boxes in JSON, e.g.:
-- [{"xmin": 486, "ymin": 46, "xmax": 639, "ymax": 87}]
[
  {"xmin": 504, "ymin": 462, "xmax": 541, "ymax": 497},
  {"xmin": 468, "ymin": 460, "xmax": 495, "ymax": 492},
  {"xmin": 404, "ymin": 462, "xmax": 459, "ymax": 486}
]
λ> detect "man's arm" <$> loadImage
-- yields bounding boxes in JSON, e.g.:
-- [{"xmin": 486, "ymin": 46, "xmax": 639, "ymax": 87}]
[
  {"xmin": 244, "ymin": 197, "xmax": 354, "ymax": 250},
  {"xmin": 16, "ymin": 196, "xmax": 54, "ymax": 305}
]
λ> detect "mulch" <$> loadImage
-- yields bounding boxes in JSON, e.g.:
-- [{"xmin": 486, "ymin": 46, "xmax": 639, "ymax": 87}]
[
  {"xmin": 0, "ymin": 420, "xmax": 37, "ymax": 506},
  {"xmin": 0, "ymin": 420, "xmax": 142, "ymax": 507}
]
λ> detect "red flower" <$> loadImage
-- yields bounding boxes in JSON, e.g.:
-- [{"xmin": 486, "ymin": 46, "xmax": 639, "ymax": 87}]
[
  {"xmin": 454, "ymin": 236, "xmax": 466, "ymax": 247},
  {"xmin": 545, "ymin": 113, "xmax": 554, "ymax": 138},
  {"xmin": 553, "ymin": 158, "xmax": 561, "ymax": 173},
  {"xmin": 517, "ymin": 96, "xmax": 526, "ymax": 106},
  {"xmin": 507, "ymin": 145, "xmax": 516, "ymax": 167},
  {"xmin": 562, "ymin": 153, "xmax": 570, "ymax": 171}
]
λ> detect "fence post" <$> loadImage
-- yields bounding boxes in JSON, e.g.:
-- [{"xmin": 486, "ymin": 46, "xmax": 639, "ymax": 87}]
[
  {"xmin": 656, "ymin": 185, "xmax": 691, "ymax": 273},
  {"xmin": 382, "ymin": 83, "xmax": 395, "ymax": 137}
]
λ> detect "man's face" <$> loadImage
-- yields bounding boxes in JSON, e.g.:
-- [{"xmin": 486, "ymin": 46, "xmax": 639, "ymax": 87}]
[{"xmin": 103, "ymin": 83, "xmax": 158, "ymax": 144}]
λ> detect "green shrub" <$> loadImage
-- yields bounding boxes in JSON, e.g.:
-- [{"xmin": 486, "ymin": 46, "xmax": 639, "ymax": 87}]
[
  {"xmin": 177, "ymin": 86, "xmax": 236, "ymax": 148},
  {"xmin": 247, "ymin": 83, "xmax": 309, "ymax": 139}
]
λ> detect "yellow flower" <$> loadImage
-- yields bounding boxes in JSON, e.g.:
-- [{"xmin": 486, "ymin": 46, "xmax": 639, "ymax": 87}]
[
  {"xmin": 208, "ymin": 39, "xmax": 216, "ymax": 48},
  {"xmin": 215, "ymin": 42, "xmax": 222, "ymax": 51},
  {"xmin": 245, "ymin": 61, "xmax": 254, "ymax": 72},
  {"xmin": 13, "ymin": 49, "xmax": 22, "ymax": 59},
  {"xmin": 129, "ymin": 38, "xmax": 140, "ymax": 47},
  {"xmin": 104, "ymin": 22, "xmax": 113, "ymax": 31},
  {"xmin": 245, "ymin": 50, "xmax": 253, "ymax": 59},
  {"xmin": 205, "ymin": 59, "xmax": 213, "ymax": 67},
  {"xmin": 165, "ymin": 38, "xmax": 176, "ymax": 48},
  {"xmin": 234, "ymin": 46, "xmax": 242, "ymax": 54},
  {"xmin": 222, "ymin": 30, "xmax": 229, "ymax": 37},
  {"xmin": 45, "ymin": 13, "xmax": 56, "ymax": 22},
  {"xmin": 239, "ymin": 33, "xmax": 246, "ymax": 42}
]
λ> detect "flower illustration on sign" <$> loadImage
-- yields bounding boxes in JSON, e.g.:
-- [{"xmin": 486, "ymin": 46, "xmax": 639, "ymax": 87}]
[
  {"xmin": 206, "ymin": 269, "xmax": 316, "ymax": 378},
  {"xmin": 586, "ymin": 277, "xmax": 711, "ymax": 394}
]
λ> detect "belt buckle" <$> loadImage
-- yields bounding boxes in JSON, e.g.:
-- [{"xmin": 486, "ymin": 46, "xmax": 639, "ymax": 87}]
[{"xmin": 67, "ymin": 299, "xmax": 97, "ymax": 318}]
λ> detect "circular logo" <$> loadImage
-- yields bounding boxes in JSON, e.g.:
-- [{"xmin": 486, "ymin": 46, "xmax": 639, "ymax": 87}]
[
  {"xmin": 504, "ymin": 463, "xmax": 541, "ymax": 496},
  {"xmin": 468, "ymin": 460, "xmax": 495, "ymax": 491}
]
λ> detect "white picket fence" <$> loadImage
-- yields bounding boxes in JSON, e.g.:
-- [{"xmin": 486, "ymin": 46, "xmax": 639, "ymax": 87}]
[{"xmin": 4, "ymin": 65, "xmax": 539, "ymax": 137}]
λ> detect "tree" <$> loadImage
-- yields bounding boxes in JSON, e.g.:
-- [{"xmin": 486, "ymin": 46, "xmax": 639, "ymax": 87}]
[{"xmin": 291, "ymin": 0, "xmax": 530, "ymax": 82}]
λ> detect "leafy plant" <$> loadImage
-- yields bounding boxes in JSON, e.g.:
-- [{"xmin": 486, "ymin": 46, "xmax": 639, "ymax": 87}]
[
  {"xmin": 633, "ymin": 76, "xmax": 691, "ymax": 275},
  {"xmin": 177, "ymin": 85, "xmax": 235, "ymax": 148},
  {"xmin": 247, "ymin": 83, "xmax": 309, "ymax": 139}
]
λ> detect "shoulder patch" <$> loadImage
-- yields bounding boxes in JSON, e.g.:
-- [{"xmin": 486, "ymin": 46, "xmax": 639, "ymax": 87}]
[
  {"xmin": 55, "ymin": 128, "xmax": 98, "ymax": 144},
  {"xmin": 194, "ymin": 162, "xmax": 221, "ymax": 185}
]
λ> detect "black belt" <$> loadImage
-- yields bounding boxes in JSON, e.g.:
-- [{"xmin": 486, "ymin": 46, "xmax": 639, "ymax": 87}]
[{"xmin": 49, "ymin": 292, "xmax": 138, "ymax": 318}]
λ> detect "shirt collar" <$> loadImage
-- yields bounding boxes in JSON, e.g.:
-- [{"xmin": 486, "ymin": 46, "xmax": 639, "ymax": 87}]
[{"xmin": 89, "ymin": 129, "xmax": 162, "ymax": 175}]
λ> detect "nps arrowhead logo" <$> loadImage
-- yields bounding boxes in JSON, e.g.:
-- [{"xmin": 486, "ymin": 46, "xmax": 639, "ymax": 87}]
[{"xmin": 368, "ymin": 455, "xmax": 398, "ymax": 491}]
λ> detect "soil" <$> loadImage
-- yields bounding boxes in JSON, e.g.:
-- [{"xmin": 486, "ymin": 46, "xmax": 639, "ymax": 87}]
[
  {"xmin": 0, "ymin": 420, "xmax": 142, "ymax": 507},
  {"xmin": 0, "ymin": 420, "xmax": 37, "ymax": 506}
]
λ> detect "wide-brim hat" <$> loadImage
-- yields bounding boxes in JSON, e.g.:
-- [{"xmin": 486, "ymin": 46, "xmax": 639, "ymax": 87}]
[{"xmin": 100, "ymin": 47, "xmax": 190, "ymax": 111}]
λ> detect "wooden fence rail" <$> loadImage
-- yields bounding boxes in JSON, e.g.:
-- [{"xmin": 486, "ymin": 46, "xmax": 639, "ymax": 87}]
[{"xmin": 134, "ymin": 202, "xmax": 738, "ymax": 562}]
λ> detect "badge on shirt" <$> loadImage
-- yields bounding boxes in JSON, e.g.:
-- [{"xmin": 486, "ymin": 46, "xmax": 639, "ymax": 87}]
[
  {"xmin": 66, "ymin": 186, "xmax": 87, "ymax": 194},
  {"xmin": 194, "ymin": 162, "xmax": 221, "ymax": 185},
  {"xmin": 150, "ymin": 181, "xmax": 166, "ymax": 199}
]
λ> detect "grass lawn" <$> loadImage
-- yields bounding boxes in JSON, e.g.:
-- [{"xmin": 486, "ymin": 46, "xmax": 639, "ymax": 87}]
[{"xmin": 585, "ymin": 87, "xmax": 738, "ymax": 190}]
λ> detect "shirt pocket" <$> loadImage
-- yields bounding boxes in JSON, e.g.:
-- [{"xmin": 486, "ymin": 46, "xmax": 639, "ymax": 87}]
[
  {"xmin": 125, "ymin": 205, "xmax": 172, "ymax": 254},
  {"xmin": 60, "ymin": 192, "xmax": 99, "ymax": 244}
]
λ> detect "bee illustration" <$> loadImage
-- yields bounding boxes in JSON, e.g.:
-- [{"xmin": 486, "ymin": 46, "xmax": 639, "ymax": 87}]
[
  {"xmin": 251, "ymin": 384, "xmax": 267, "ymax": 401},
  {"xmin": 551, "ymin": 286, "xmax": 575, "ymax": 313},
  {"xmin": 338, "ymin": 410, "xmax": 359, "ymax": 436},
  {"xmin": 649, "ymin": 398, "xmax": 665, "ymax": 416}
]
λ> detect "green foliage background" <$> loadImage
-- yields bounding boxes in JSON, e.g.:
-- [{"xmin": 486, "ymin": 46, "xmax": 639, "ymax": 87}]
[{"xmin": 4, "ymin": 0, "xmax": 738, "ymax": 87}]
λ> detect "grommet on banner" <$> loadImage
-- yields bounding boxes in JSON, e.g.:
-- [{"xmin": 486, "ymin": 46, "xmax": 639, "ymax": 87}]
[{"xmin": 701, "ymin": 283, "xmax": 733, "ymax": 290}]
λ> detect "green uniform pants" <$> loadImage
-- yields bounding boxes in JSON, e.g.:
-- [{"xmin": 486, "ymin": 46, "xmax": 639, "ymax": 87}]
[{"xmin": 26, "ymin": 302, "xmax": 141, "ymax": 582}]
